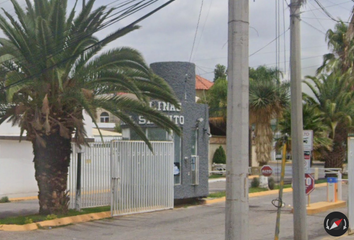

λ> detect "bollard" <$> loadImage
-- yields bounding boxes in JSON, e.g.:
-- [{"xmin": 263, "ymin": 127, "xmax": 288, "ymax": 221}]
[
  {"xmin": 327, "ymin": 177, "xmax": 338, "ymax": 202},
  {"xmin": 314, "ymin": 168, "xmax": 319, "ymax": 180},
  {"xmin": 338, "ymin": 172, "xmax": 342, "ymax": 201}
]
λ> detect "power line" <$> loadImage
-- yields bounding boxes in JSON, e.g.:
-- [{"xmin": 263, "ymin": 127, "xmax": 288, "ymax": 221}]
[
  {"xmin": 301, "ymin": 0, "xmax": 353, "ymax": 14},
  {"xmin": 308, "ymin": 1, "xmax": 327, "ymax": 31},
  {"xmin": 0, "ymin": 1, "xmax": 156, "ymax": 77},
  {"xmin": 313, "ymin": 0, "xmax": 347, "ymax": 23},
  {"xmin": 249, "ymin": 28, "xmax": 289, "ymax": 57},
  {"xmin": 1, "ymin": 0, "xmax": 176, "ymax": 91},
  {"xmin": 301, "ymin": 19, "xmax": 327, "ymax": 35},
  {"xmin": 0, "ymin": 0, "xmax": 161, "ymax": 76},
  {"xmin": 195, "ymin": 0, "xmax": 213, "ymax": 55},
  {"xmin": 189, "ymin": 0, "xmax": 204, "ymax": 62}
]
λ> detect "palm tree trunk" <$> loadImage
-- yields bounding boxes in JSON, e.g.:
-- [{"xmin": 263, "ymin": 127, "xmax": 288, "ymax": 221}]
[
  {"xmin": 325, "ymin": 125, "xmax": 347, "ymax": 172},
  {"xmin": 255, "ymin": 121, "xmax": 273, "ymax": 166},
  {"xmin": 32, "ymin": 131, "xmax": 71, "ymax": 215}
]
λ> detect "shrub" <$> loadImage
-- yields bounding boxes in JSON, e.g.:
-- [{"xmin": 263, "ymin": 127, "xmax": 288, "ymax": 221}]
[
  {"xmin": 213, "ymin": 146, "xmax": 226, "ymax": 164},
  {"xmin": 46, "ymin": 214, "xmax": 58, "ymax": 220},
  {"xmin": 25, "ymin": 217, "xmax": 33, "ymax": 224},
  {"xmin": 268, "ymin": 177, "xmax": 275, "ymax": 190},
  {"xmin": 251, "ymin": 177, "xmax": 260, "ymax": 188},
  {"xmin": 0, "ymin": 196, "xmax": 10, "ymax": 203}
]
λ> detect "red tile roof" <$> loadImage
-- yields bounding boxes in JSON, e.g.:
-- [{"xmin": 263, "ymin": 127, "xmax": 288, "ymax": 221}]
[{"xmin": 196, "ymin": 75, "xmax": 213, "ymax": 90}]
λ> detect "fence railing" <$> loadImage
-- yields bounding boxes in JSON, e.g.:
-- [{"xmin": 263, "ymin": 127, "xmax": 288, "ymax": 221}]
[
  {"xmin": 111, "ymin": 141, "xmax": 174, "ymax": 216},
  {"xmin": 68, "ymin": 142, "xmax": 111, "ymax": 209}
]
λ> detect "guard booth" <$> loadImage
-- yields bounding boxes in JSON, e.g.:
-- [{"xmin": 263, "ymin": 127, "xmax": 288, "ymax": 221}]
[{"xmin": 121, "ymin": 62, "xmax": 209, "ymax": 202}]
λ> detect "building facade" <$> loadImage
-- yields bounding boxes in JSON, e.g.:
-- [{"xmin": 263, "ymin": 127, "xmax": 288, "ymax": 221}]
[{"xmin": 122, "ymin": 62, "xmax": 210, "ymax": 200}]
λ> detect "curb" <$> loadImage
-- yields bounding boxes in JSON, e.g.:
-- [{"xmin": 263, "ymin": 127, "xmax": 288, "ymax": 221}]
[
  {"xmin": 204, "ymin": 182, "xmax": 328, "ymax": 205},
  {"xmin": 306, "ymin": 201, "xmax": 346, "ymax": 215},
  {"xmin": 0, "ymin": 211, "xmax": 111, "ymax": 231}
]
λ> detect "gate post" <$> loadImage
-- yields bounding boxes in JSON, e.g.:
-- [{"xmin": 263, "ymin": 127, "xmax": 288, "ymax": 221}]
[{"xmin": 75, "ymin": 144, "xmax": 84, "ymax": 211}]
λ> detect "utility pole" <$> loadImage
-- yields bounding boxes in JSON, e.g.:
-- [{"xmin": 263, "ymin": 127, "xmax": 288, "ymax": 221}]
[
  {"xmin": 290, "ymin": 0, "xmax": 308, "ymax": 239},
  {"xmin": 225, "ymin": 0, "xmax": 249, "ymax": 239}
]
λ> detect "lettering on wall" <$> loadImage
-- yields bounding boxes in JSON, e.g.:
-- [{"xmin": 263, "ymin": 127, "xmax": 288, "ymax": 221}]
[{"xmin": 139, "ymin": 101, "xmax": 184, "ymax": 125}]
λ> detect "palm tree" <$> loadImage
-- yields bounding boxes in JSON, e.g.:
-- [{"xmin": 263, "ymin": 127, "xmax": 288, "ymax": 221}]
[
  {"xmin": 318, "ymin": 21, "xmax": 354, "ymax": 73},
  {"xmin": 279, "ymin": 103, "xmax": 333, "ymax": 161},
  {"xmin": 249, "ymin": 66, "xmax": 289, "ymax": 166},
  {"xmin": 303, "ymin": 71, "xmax": 354, "ymax": 168},
  {"xmin": 0, "ymin": 0, "xmax": 180, "ymax": 215}
]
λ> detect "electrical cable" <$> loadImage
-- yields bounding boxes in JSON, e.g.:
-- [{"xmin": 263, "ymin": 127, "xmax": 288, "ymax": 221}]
[
  {"xmin": 194, "ymin": 0, "xmax": 213, "ymax": 56},
  {"xmin": 189, "ymin": 0, "xmax": 204, "ymax": 62},
  {"xmin": 301, "ymin": 0, "xmax": 353, "ymax": 14},
  {"xmin": 301, "ymin": 19, "xmax": 327, "ymax": 34},
  {"xmin": 0, "ymin": 0, "xmax": 176, "ymax": 91},
  {"xmin": 313, "ymin": 0, "xmax": 347, "ymax": 23},
  {"xmin": 308, "ymin": 1, "xmax": 327, "ymax": 32},
  {"xmin": 0, "ymin": 0, "xmax": 160, "ymax": 80},
  {"xmin": 282, "ymin": 0, "xmax": 287, "ymax": 74},
  {"xmin": 250, "ymin": 28, "xmax": 289, "ymax": 57}
]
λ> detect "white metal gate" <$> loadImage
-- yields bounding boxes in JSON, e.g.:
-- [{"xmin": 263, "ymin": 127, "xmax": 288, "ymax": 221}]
[
  {"xmin": 111, "ymin": 141, "xmax": 174, "ymax": 216},
  {"xmin": 68, "ymin": 142, "xmax": 111, "ymax": 209}
]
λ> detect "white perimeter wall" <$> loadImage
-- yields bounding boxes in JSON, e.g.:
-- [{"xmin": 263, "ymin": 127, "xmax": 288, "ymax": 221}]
[
  {"xmin": 0, "ymin": 111, "xmax": 93, "ymax": 199},
  {"xmin": 0, "ymin": 140, "xmax": 37, "ymax": 199}
]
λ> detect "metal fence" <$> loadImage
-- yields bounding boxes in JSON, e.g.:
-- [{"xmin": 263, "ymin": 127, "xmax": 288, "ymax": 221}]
[
  {"xmin": 68, "ymin": 142, "xmax": 111, "ymax": 209},
  {"xmin": 111, "ymin": 141, "xmax": 174, "ymax": 216},
  {"xmin": 68, "ymin": 140, "xmax": 174, "ymax": 216}
]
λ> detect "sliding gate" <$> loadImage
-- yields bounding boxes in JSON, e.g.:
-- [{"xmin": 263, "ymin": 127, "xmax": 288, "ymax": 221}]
[{"xmin": 111, "ymin": 141, "xmax": 174, "ymax": 216}]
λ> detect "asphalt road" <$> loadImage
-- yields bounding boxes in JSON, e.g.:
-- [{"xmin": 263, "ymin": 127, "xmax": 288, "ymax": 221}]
[{"xmin": 0, "ymin": 182, "xmax": 348, "ymax": 240}]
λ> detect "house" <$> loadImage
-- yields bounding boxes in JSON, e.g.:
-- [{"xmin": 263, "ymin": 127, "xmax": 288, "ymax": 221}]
[{"xmin": 195, "ymin": 75, "xmax": 214, "ymax": 102}]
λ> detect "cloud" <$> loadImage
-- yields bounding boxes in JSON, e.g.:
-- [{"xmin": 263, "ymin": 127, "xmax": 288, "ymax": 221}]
[{"xmin": 1, "ymin": 0, "xmax": 352, "ymax": 82}]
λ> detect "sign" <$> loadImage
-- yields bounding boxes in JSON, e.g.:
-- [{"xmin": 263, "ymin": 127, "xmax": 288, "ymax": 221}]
[
  {"xmin": 304, "ymin": 150, "xmax": 311, "ymax": 173},
  {"xmin": 303, "ymin": 130, "xmax": 314, "ymax": 151},
  {"xmin": 305, "ymin": 173, "xmax": 315, "ymax": 195},
  {"xmin": 261, "ymin": 165, "xmax": 273, "ymax": 177},
  {"xmin": 138, "ymin": 101, "xmax": 185, "ymax": 125}
]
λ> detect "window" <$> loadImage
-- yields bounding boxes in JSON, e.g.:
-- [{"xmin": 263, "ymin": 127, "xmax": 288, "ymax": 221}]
[
  {"xmin": 100, "ymin": 112, "xmax": 109, "ymax": 123},
  {"xmin": 147, "ymin": 128, "xmax": 169, "ymax": 141},
  {"xmin": 191, "ymin": 128, "xmax": 197, "ymax": 155},
  {"xmin": 174, "ymin": 133, "xmax": 181, "ymax": 185},
  {"xmin": 191, "ymin": 128, "xmax": 199, "ymax": 185}
]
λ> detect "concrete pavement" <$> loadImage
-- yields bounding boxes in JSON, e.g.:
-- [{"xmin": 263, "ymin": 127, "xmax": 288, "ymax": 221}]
[
  {"xmin": 0, "ymin": 178, "xmax": 351, "ymax": 239},
  {"xmin": 0, "ymin": 183, "xmax": 350, "ymax": 239}
]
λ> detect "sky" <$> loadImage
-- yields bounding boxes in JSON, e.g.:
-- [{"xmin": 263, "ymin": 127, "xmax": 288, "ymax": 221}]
[
  {"xmin": 99, "ymin": 0, "xmax": 354, "ymax": 82},
  {"xmin": 1, "ymin": 0, "xmax": 353, "ymax": 82}
]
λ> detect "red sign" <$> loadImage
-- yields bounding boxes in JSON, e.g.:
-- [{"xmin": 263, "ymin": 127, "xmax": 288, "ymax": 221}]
[
  {"xmin": 261, "ymin": 165, "xmax": 273, "ymax": 177},
  {"xmin": 305, "ymin": 173, "xmax": 315, "ymax": 195}
]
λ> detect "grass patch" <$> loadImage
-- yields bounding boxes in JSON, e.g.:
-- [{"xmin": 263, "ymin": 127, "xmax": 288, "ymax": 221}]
[
  {"xmin": 315, "ymin": 179, "xmax": 327, "ymax": 184},
  {"xmin": 249, "ymin": 187, "xmax": 269, "ymax": 193},
  {"xmin": 0, "ymin": 205, "xmax": 110, "ymax": 225},
  {"xmin": 208, "ymin": 191, "xmax": 226, "ymax": 198},
  {"xmin": 208, "ymin": 187, "xmax": 269, "ymax": 198},
  {"xmin": 209, "ymin": 174, "xmax": 225, "ymax": 179},
  {"xmin": 274, "ymin": 183, "xmax": 292, "ymax": 190}
]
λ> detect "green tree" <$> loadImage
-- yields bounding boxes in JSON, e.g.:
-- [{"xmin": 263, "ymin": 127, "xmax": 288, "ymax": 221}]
[
  {"xmin": 207, "ymin": 77, "xmax": 227, "ymax": 119},
  {"xmin": 0, "ymin": 0, "xmax": 180, "ymax": 215},
  {"xmin": 249, "ymin": 66, "xmax": 289, "ymax": 166},
  {"xmin": 302, "ymin": 71, "xmax": 354, "ymax": 168},
  {"xmin": 212, "ymin": 146, "xmax": 226, "ymax": 164},
  {"xmin": 278, "ymin": 103, "xmax": 333, "ymax": 160},
  {"xmin": 213, "ymin": 64, "xmax": 227, "ymax": 82},
  {"xmin": 318, "ymin": 21, "xmax": 354, "ymax": 73}
]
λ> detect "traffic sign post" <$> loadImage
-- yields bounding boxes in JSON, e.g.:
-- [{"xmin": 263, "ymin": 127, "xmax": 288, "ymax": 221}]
[{"xmin": 303, "ymin": 130, "xmax": 313, "ymax": 174}]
